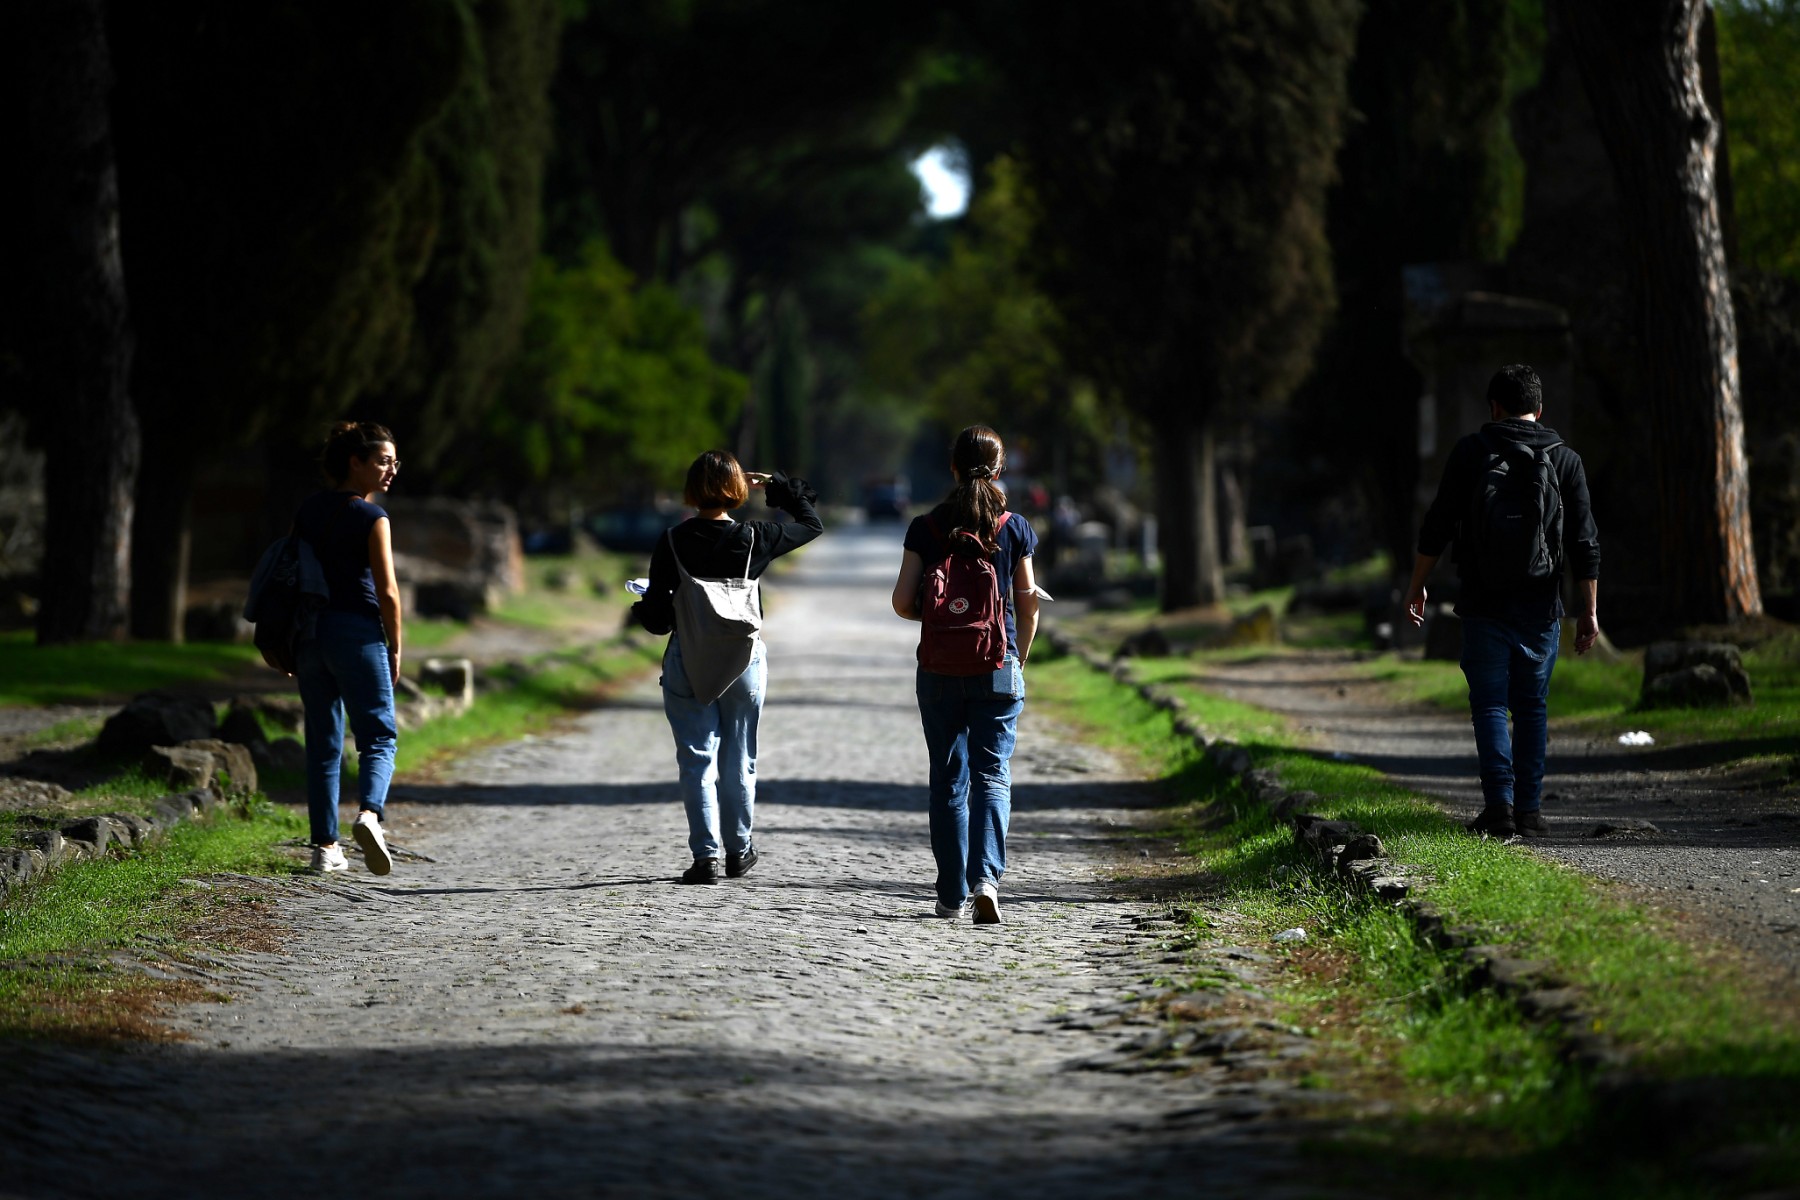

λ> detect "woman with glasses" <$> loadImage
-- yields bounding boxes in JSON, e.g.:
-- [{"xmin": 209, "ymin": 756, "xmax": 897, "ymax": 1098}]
[{"xmin": 293, "ymin": 421, "xmax": 403, "ymax": 876}]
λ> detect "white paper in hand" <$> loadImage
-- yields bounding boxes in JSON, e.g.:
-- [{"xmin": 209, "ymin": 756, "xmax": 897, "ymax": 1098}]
[{"xmin": 625, "ymin": 578, "xmax": 651, "ymax": 596}]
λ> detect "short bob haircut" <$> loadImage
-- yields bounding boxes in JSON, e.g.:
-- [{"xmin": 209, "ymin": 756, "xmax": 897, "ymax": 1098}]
[{"xmin": 685, "ymin": 450, "xmax": 749, "ymax": 511}]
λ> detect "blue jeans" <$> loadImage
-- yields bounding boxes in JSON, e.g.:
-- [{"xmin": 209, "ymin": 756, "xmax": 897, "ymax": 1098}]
[
  {"xmin": 916, "ymin": 658, "xmax": 1024, "ymax": 909},
  {"xmin": 662, "ymin": 635, "xmax": 766, "ymax": 861},
  {"xmin": 296, "ymin": 610, "xmax": 397, "ymax": 846},
  {"xmin": 1460, "ymin": 616, "xmax": 1560, "ymax": 814}
]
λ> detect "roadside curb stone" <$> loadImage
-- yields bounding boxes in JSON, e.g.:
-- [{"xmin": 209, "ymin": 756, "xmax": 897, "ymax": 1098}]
[{"xmin": 1047, "ymin": 621, "xmax": 1635, "ymax": 1074}]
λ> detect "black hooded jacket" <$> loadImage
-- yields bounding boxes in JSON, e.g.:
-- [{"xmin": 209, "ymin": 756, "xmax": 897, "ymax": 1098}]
[{"xmin": 1417, "ymin": 418, "xmax": 1600, "ymax": 622}]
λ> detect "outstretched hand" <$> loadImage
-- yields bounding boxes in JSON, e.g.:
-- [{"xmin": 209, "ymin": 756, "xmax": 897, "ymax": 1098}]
[{"xmin": 746, "ymin": 471, "xmax": 771, "ymax": 489}]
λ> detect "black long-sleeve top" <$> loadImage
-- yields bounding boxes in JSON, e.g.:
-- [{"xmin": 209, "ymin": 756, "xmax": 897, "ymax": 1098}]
[
  {"xmin": 1417, "ymin": 419, "xmax": 1600, "ymax": 621},
  {"xmin": 631, "ymin": 472, "xmax": 823, "ymax": 635}
]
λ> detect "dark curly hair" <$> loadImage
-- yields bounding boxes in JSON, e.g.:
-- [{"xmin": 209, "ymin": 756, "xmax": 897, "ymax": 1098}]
[{"xmin": 320, "ymin": 421, "xmax": 395, "ymax": 484}]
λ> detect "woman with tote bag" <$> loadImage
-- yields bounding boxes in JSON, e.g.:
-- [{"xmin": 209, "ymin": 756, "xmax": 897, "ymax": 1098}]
[{"xmin": 633, "ymin": 451, "xmax": 823, "ymax": 884}]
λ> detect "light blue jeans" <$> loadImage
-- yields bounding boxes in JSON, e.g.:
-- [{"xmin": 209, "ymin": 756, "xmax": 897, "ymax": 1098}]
[
  {"xmin": 916, "ymin": 657, "xmax": 1024, "ymax": 910},
  {"xmin": 1460, "ymin": 616, "xmax": 1560, "ymax": 814},
  {"xmin": 296, "ymin": 610, "xmax": 396, "ymax": 846},
  {"xmin": 662, "ymin": 634, "xmax": 766, "ymax": 861}
]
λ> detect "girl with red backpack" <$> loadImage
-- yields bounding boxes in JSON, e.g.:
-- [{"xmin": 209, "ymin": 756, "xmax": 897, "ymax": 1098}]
[{"xmin": 890, "ymin": 426, "xmax": 1042, "ymax": 924}]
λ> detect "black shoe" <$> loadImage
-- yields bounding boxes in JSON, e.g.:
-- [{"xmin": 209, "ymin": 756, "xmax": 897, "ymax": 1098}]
[
  {"xmin": 1467, "ymin": 806, "xmax": 1516, "ymax": 837},
  {"xmin": 725, "ymin": 846, "xmax": 759, "ymax": 878},
  {"xmin": 681, "ymin": 857, "xmax": 721, "ymax": 885},
  {"xmin": 1515, "ymin": 809, "xmax": 1550, "ymax": 838}
]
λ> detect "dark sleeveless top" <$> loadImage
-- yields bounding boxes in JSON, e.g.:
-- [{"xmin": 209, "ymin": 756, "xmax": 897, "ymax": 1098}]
[{"xmin": 294, "ymin": 490, "xmax": 387, "ymax": 619}]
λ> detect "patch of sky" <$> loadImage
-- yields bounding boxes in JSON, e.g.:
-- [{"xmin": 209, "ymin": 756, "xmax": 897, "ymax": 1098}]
[{"xmin": 910, "ymin": 143, "xmax": 970, "ymax": 219}]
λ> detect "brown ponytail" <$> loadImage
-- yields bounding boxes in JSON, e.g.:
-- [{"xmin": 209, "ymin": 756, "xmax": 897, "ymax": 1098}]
[{"xmin": 943, "ymin": 425, "xmax": 1007, "ymax": 554}]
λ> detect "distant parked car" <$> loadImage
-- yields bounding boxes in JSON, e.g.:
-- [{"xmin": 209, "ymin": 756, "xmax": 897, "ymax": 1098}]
[
  {"xmin": 521, "ymin": 527, "xmax": 574, "ymax": 556},
  {"xmin": 862, "ymin": 477, "xmax": 910, "ymax": 521},
  {"xmin": 586, "ymin": 506, "xmax": 688, "ymax": 553}
]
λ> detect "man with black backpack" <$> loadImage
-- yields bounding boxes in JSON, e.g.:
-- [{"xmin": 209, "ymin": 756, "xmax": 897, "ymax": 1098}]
[{"xmin": 1405, "ymin": 364, "xmax": 1601, "ymax": 838}]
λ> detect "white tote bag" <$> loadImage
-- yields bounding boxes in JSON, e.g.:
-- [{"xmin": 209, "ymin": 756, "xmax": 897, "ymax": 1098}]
[{"xmin": 669, "ymin": 525, "xmax": 763, "ymax": 704}]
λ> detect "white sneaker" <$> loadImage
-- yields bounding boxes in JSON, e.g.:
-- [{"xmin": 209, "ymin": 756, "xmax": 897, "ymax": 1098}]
[
  {"xmin": 309, "ymin": 844, "xmax": 348, "ymax": 874},
  {"xmin": 352, "ymin": 810, "xmax": 393, "ymax": 876},
  {"xmin": 972, "ymin": 880, "xmax": 1002, "ymax": 925},
  {"xmin": 934, "ymin": 898, "xmax": 969, "ymax": 919}
]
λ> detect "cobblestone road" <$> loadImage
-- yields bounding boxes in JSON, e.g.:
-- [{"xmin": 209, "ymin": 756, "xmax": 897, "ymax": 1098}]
[{"xmin": 4, "ymin": 527, "xmax": 1335, "ymax": 1199}]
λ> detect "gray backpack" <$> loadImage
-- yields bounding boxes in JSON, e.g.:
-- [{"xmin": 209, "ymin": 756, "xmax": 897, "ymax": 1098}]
[{"xmin": 669, "ymin": 525, "xmax": 763, "ymax": 704}]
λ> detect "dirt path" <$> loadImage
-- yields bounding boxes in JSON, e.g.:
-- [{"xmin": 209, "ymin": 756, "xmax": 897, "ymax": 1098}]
[
  {"xmin": 1193, "ymin": 651, "xmax": 1800, "ymax": 982},
  {"xmin": 2, "ymin": 528, "xmax": 1347, "ymax": 1199}
]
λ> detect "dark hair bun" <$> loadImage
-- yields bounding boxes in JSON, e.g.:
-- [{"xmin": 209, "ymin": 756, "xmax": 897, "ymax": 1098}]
[{"xmin": 321, "ymin": 421, "xmax": 395, "ymax": 483}]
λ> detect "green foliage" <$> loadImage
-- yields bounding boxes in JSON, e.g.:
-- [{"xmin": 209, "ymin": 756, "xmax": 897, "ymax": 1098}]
[
  {"xmin": 981, "ymin": 1, "xmax": 1357, "ymax": 416},
  {"xmin": 861, "ymin": 156, "xmax": 1110, "ymax": 490},
  {"xmin": 480, "ymin": 241, "xmax": 744, "ymax": 504},
  {"xmin": 370, "ymin": 0, "xmax": 565, "ymax": 469},
  {"xmin": 1718, "ymin": 0, "xmax": 1800, "ymax": 280},
  {"xmin": 104, "ymin": 1, "xmax": 470, "ymax": 441}
]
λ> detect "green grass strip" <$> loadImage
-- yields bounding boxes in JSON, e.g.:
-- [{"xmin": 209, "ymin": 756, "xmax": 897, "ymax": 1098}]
[
  {"xmin": 0, "ymin": 806, "xmax": 303, "ymax": 968},
  {"xmin": 1098, "ymin": 650, "xmax": 1800, "ymax": 1079},
  {"xmin": 0, "ymin": 631, "xmax": 261, "ymax": 707},
  {"xmin": 1030, "ymin": 645, "xmax": 1800, "ymax": 1190}
]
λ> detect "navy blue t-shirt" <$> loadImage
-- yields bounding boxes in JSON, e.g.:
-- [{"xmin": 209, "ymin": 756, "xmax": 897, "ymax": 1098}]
[
  {"xmin": 904, "ymin": 505, "xmax": 1038, "ymax": 659},
  {"xmin": 294, "ymin": 491, "xmax": 387, "ymax": 619}
]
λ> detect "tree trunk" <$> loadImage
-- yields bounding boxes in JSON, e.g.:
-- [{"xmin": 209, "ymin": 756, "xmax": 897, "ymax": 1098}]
[
  {"xmin": 128, "ymin": 424, "xmax": 192, "ymax": 642},
  {"xmin": 1555, "ymin": 0, "xmax": 1762, "ymax": 623},
  {"xmin": 23, "ymin": 0, "xmax": 138, "ymax": 644},
  {"xmin": 1216, "ymin": 435, "xmax": 1251, "ymax": 569},
  {"xmin": 1153, "ymin": 407, "xmax": 1223, "ymax": 611}
]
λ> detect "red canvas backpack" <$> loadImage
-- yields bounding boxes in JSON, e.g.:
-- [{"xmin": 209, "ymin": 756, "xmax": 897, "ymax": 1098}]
[{"xmin": 917, "ymin": 511, "xmax": 1010, "ymax": 676}]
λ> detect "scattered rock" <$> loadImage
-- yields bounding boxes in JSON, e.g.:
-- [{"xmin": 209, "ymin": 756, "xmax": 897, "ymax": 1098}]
[
  {"xmin": 1337, "ymin": 832, "xmax": 1385, "ymax": 865},
  {"xmin": 1589, "ymin": 819, "xmax": 1661, "ymax": 837},
  {"xmin": 1272, "ymin": 928, "xmax": 1307, "ymax": 943},
  {"xmin": 59, "ymin": 816, "xmax": 112, "ymax": 856},
  {"xmin": 183, "ymin": 599, "xmax": 253, "ymax": 644},
  {"xmin": 0, "ymin": 776, "xmax": 75, "ymax": 811},
  {"xmin": 97, "ymin": 692, "xmax": 217, "ymax": 757},
  {"xmin": 146, "ymin": 745, "xmax": 216, "ymax": 792},
  {"xmin": 250, "ymin": 737, "xmax": 305, "ymax": 775},
  {"xmin": 1642, "ymin": 641, "xmax": 1753, "ymax": 708},
  {"xmin": 1205, "ymin": 740, "xmax": 1252, "ymax": 776},
  {"xmin": 253, "ymin": 696, "xmax": 304, "ymax": 733},
  {"xmin": 413, "ymin": 579, "xmax": 493, "ymax": 622},
  {"xmin": 1116, "ymin": 627, "xmax": 1173, "ymax": 659},
  {"xmin": 20, "ymin": 828, "xmax": 64, "ymax": 864},
  {"xmin": 420, "ymin": 658, "xmax": 477, "ymax": 710},
  {"xmin": 105, "ymin": 812, "xmax": 154, "ymax": 848},
  {"xmin": 215, "ymin": 703, "xmax": 266, "ymax": 747},
  {"xmin": 0, "ymin": 847, "xmax": 33, "ymax": 889},
  {"xmin": 178, "ymin": 738, "xmax": 258, "ymax": 796},
  {"xmin": 149, "ymin": 796, "xmax": 191, "ymax": 829}
]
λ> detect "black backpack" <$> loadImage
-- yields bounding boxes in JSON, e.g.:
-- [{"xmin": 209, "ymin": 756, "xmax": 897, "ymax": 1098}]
[
  {"xmin": 243, "ymin": 494, "xmax": 352, "ymax": 675},
  {"xmin": 1466, "ymin": 431, "xmax": 1564, "ymax": 586}
]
